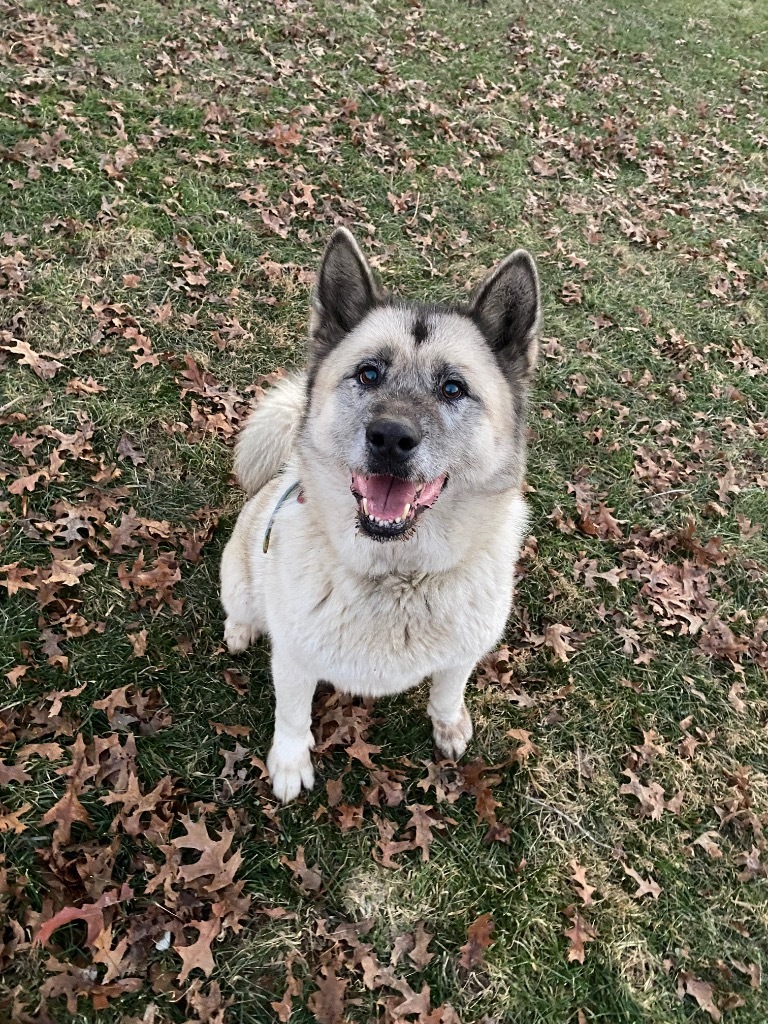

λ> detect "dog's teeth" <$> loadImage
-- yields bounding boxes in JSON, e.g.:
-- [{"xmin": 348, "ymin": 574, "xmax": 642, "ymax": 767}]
[
  {"xmin": 362, "ymin": 497, "xmax": 368, "ymax": 516},
  {"xmin": 403, "ymin": 503, "xmax": 411, "ymax": 519}
]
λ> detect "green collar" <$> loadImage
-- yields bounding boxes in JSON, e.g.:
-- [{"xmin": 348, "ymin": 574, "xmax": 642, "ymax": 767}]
[{"xmin": 262, "ymin": 481, "xmax": 303, "ymax": 553}]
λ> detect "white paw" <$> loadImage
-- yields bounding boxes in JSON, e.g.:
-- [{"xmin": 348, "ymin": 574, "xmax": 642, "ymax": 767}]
[
  {"xmin": 431, "ymin": 703, "xmax": 473, "ymax": 761},
  {"xmin": 224, "ymin": 618, "xmax": 259, "ymax": 654},
  {"xmin": 267, "ymin": 739, "xmax": 315, "ymax": 803}
]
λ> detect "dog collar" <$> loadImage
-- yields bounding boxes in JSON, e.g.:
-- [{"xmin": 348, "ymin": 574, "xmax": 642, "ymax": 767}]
[{"xmin": 262, "ymin": 480, "xmax": 303, "ymax": 553}]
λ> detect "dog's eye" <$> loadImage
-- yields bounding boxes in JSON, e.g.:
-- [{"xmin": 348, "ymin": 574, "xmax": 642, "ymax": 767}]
[
  {"xmin": 441, "ymin": 380, "xmax": 465, "ymax": 399},
  {"xmin": 359, "ymin": 366, "xmax": 380, "ymax": 385}
]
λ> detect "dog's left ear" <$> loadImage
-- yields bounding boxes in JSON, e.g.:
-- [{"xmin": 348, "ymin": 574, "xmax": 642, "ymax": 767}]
[
  {"xmin": 469, "ymin": 250, "xmax": 541, "ymax": 378},
  {"xmin": 309, "ymin": 228, "xmax": 378, "ymax": 363}
]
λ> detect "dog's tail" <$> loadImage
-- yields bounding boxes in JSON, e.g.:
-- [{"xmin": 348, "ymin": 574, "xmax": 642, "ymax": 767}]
[{"xmin": 234, "ymin": 373, "xmax": 307, "ymax": 496}]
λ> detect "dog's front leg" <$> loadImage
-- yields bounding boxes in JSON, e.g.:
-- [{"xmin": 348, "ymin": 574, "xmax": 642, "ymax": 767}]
[
  {"xmin": 428, "ymin": 661, "xmax": 475, "ymax": 761},
  {"xmin": 267, "ymin": 648, "xmax": 316, "ymax": 802}
]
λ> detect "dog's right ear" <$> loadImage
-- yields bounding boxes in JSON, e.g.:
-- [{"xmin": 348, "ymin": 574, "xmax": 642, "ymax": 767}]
[{"xmin": 309, "ymin": 228, "xmax": 377, "ymax": 362}]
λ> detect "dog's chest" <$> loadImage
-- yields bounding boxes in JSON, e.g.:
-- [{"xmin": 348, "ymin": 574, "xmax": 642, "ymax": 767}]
[{"xmin": 277, "ymin": 560, "xmax": 508, "ymax": 696}]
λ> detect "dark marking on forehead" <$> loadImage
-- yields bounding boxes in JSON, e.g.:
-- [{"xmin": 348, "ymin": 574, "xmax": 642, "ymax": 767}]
[{"xmin": 412, "ymin": 316, "xmax": 429, "ymax": 346}]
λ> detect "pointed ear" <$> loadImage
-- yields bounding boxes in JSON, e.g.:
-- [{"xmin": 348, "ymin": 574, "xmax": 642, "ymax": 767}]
[
  {"xmin": 309, "ymin": 228, "xmax": 378, "ymax": 362},
  {"xmin": 469, "ymin": 249, "xmax": 541, "ymax": 377}
]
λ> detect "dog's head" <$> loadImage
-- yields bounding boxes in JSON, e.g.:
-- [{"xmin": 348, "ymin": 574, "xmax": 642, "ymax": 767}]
[{"xmin": 301, "ymin": 228, "xmax": 540, "ymax": 543}]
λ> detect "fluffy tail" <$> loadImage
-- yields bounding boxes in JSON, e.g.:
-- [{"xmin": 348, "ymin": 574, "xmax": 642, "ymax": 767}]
[{"xmin": 234, "ymin": 373, "xmax": 307, "ymax": 496}]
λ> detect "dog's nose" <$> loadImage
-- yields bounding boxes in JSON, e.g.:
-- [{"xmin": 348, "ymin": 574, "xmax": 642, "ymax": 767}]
[{"xmin": 366, "ymin": 417, "xmax": 422, "ymax": 462}]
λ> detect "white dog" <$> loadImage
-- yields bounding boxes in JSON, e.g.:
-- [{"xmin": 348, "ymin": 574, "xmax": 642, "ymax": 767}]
[{"xmin": 220, "ymin": 229, "xmax": 540, "ymax": 801}]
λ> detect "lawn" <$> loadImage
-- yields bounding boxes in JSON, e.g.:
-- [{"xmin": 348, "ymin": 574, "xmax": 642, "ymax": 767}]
[{"xmin": 1, "ymin": 0, "xmax": 767, "ymax": 1021}]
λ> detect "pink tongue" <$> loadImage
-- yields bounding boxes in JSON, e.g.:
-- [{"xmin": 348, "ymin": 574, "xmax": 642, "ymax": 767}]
[{"xmin": 353, "ymin": 474, "xmax": 419, "ymax": 519}]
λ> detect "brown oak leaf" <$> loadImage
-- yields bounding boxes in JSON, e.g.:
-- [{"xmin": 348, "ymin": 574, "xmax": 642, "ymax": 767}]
[
  {"xmin": 619, "ymin": 770, "xmax": 667, "ymax": 819},
  {"xmin": 281, "ymin": 845, "xmax": 322, "ymax": 894},
  {"xmin": 91, "ymin": 926, "xmax": 132, "ymax": 983},
  {"xmin": 569, "ymin": 860, "xmax": 596, "ymax": 906},
  {"xmin": 544, "ymin": 623, "xmax": 576, "ymax": 662},
  {"xmin": 5, "ymin": 338, "xmax": 63, "ymax": 379},
  {"xmin": 345, "ymin": 735, "xmax": 382, "ymax": 769},
  {"xmin": 409, "ymin": 921, "xmax": 434, "ymax": 970},
  {"xmin": 405, "ymin": 804, "xmax": 446, "ymax": 863},
  {"xmin": 0, "ymin": 762, "xmax": 31, "ymax": 785},
  {"xmin": 373, "ymin": 816, "xmax": 414, "ymax": 869},
  {"xmin": 127, "ymin": 628, "xmax": 148, "ymax": 657},
  {"xmin": 0, "ymin": 802, "xmax": 32, "ymax": 834},
  {"xmin": 271, "ymin": 950, "xmax": 302, "ymax": 1022},
  {"xmin": 692, "ymin": 831, "xmax": 723, "ymax": 859},
  {"xmin": 176, "ymin": 917, "xmax": 222, "ymax": 984},
  {"xmin": 35, "ymin": 884, "xmax": 133, "ymax": 948},
  {"xmin": 171, "ymin": 815, "xmax": 244, "ymax": 892},
  {"xmin": 507, "ymin": 728, "xmax": 540, "ymax": 765},
  {"xmin": 459, "ymin": 912, "xmax": 494, "ymax": 970},
  {"xmin": 622, "ymin": 862, "xmax": 662, "ymax": 899},
  {"xmin": 679, "ymin": 973, "xmax": 721, "ymax": 1021},
  {"xmin": 308, "ymin": 965, "xmax": 347, "ymax": 1024},
  {"xmin": 117, "ymin": 434, "xmax": 146, "ymax": 466},
  {"xmin": 563, "ymin": 905, "xmax": 597, "ymax": 963},
  {"xmin": 40, "ymin": 785, "xmax": 92, "ymax": 847}
]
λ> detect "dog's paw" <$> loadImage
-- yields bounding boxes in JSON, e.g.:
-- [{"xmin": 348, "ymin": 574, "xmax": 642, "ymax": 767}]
[
  {"xmin": 431, "ymin": 703, "xmax": 473, "ymax": 761},
  {"xmin": 224, "ymin": 618, "xmax": 259, "ymax": 654},
  {"xmin": 267, "ymin": 741, "xmax": 315, "ymax": 803}
]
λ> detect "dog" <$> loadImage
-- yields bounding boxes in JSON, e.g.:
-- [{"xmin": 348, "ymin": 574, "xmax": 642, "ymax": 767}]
[{"xmin": 220, "ymin": 228, "xmax": 540, "ymax": 801}]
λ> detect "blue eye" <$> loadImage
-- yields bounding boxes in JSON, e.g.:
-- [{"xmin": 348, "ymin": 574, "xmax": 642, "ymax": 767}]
[
  {"xmin": 442, "ymin": 380, "xmax": 464, "ymax": 399},
  {"xmin": 359, "ymin": 366, "xmax": 379, "ymax": 385}
]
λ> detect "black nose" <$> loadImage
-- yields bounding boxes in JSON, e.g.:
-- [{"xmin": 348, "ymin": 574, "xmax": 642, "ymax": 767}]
[{"xmin": 366, "ymin": 417, "xmax": 422, "ymax": 463}]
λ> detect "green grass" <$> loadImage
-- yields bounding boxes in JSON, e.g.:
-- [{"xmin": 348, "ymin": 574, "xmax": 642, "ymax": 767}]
[{"xmin": 1, "ymin": 0, "xmax": 767, "ymax": 1021}]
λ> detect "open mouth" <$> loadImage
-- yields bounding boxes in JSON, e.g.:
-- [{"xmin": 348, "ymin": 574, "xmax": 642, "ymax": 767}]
[{"xmin": 350, "ymin": 473, "xmax": 447, "ymax": 540}]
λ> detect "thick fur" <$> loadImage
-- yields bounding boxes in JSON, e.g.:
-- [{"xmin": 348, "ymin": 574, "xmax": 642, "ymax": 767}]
[
  {"xmin": 233, "ymin": 374, "xmax": 306, "ymax": 496},
  {"xmin": 221, "ymin": 229, "xmax": 540, "ymax": 801}
]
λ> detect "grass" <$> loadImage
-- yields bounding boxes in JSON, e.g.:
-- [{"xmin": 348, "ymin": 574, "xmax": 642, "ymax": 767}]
[{"xmin": 1, "ymin": 0, "xmax": 767, "ymax": 1021}]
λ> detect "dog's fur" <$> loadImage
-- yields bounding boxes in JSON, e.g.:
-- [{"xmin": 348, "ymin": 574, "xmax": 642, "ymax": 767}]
[{"xmin": 220, "ymin": 229, "xmax": 540, "ymax": 801}]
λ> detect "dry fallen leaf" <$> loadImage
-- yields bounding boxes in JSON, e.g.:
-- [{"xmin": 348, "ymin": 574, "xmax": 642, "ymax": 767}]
[
  {"xmin": 621, "ymin": 862, "xmax": 662, "ymax": 900},
  {"xmin": 692, "ymin": 831, "xmax": 723, "ymax": 859},
  {"xmin": 405, "ymin": 803, "xmax": 446, "ymax": 863},
  {"xmin": 5, "ymin": 338, "xmax": 63, "ymax": 379},
  {"xmin": 619, "ymin": 769, "xmax": 667, "ymax": 819},
  {"xmin": 374, "ymin": 816, "xmax": 415, "ymax": 869},
  {"xmin": 544, "ymin": 623, "xmax": 576, "ymax": 662},
  {"xmin": 307, "ymin": 965, "xmax": 347, "ymax": 1024},
  {"xmin": 679, "ymin": 973, "xmax": 721, "ymax": 1022},
  {"xmin": 40, "ymin": 785, "xmax": 92, "ymax": 848},
  {"xmin": 569, "ymin": 860, "xmax": 596, "ymax": 906},
  {"xmin": 171, "ymin": 815, "xmax": 243, "ymax": 892},
  {"xmin": 271, "ymin": 950, "xmax": 302, "ymax": 1022},
  {"xmin": 507, "ymin": 728, "xmax": 540, "ymax": 766},
  {"xmin": 281, "ymin": 846, "xmax": 322, "ymax": 894},
  {"xmin": 408, "ymin": 921, "xmax": 434, "ymax": 970},
  {"xmin": 126, "ymin": 629, "xmax": 148, "ymax": 658},
  {"xmin": 0, "ymin": 803, "xmax": 33, "ymax": 834},
  {"xmin": 176, "ymin": 917, "xmax": 221, "ymax": 984},
  {"xmin": 459, "ymin": 912, "xmax": 494, "ymax": 970},
  {"xmin": 563, "ymin": 905, "xmax": 598, "ymax": 963},
  {"xmin": 35, "ymin": 884, "xmax": 133, "ymax": 948},
  {"xmin": 117, "ymin": 434, "xmax": 146, "ymax": 466}
]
